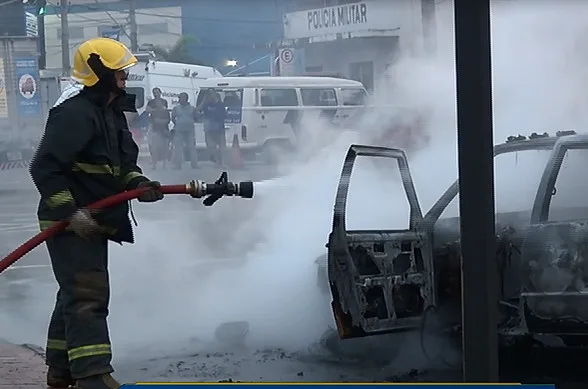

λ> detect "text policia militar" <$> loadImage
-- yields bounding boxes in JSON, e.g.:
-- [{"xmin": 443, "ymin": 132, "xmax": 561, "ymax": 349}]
[{"xmin": 307, "ymin": 2, "xmax": 368, "ymax": 31}]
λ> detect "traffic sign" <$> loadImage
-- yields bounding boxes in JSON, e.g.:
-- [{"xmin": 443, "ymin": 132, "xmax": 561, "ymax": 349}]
[{"xmin": 280, "ymin": 48, "xmax": 293, "ymax": 64}]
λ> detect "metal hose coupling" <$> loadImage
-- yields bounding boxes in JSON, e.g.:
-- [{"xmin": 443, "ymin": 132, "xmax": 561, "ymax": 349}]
[{"xmin": 186, "ymin": 172, "xmax": 254, "ymax": 206}]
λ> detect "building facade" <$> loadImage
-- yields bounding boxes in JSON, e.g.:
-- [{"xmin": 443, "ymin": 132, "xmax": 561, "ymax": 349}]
[
  {"xmin": 276, "ymin": 0, "xmax": 427, "ymax": 94},
  {"xmin": 37, "ymin": 0, "xmax": 287, "ymax": 75},
  {"xmin": 41, "ymin": 1, "xmax": 182, "ymax": 71}
]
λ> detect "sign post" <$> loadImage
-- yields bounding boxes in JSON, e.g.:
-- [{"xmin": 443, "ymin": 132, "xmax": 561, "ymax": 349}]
[{"xmin": 278, "ymin": 48, "xmax": 304, "ymax": 76}]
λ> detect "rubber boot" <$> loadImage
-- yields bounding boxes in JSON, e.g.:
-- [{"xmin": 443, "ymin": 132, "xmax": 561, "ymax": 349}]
[
  {"xmin": 47, "ymin": 367, "xmax": 76, "ymax": 388},
  {"xmin": 75, "ymin": 374, "xmax": 120, "ymax": 389}
]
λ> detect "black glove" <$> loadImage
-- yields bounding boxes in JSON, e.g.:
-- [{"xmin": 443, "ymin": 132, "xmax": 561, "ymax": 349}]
[{"xmin": 137, "ymin": 180, "xmax": 164, "ymax": 203}]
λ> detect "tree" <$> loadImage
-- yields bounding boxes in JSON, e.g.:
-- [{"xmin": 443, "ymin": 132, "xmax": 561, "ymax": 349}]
[{"xmin": 151, "ymin": 35, "xmax": 205, "ymax": 65}]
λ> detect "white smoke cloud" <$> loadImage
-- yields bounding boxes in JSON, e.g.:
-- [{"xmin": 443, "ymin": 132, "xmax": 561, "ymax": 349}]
[{"xmin": 4, "ymin": 0, "xmax": 588, "ymax": 380}]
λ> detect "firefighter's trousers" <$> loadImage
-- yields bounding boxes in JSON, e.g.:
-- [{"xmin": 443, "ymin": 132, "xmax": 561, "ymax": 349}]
[{"xmin": 44, "ymin": 233, "xmax": 114, "ymax": 379}]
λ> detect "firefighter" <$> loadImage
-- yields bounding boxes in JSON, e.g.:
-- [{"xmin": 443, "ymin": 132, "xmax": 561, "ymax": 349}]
[{"xmin": 29, "ymin": 37, "xmax": 164, "ymax": 389}]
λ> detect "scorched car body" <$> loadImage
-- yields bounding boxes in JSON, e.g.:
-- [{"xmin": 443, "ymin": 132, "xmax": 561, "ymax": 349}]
[{"xmin": 322, "ymin": 132, "xmax": 588, "ymax": 346}]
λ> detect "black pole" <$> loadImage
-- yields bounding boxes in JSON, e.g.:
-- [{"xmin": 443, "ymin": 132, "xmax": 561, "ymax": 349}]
[
  {"xmin": 454, "ymin": 0, "xmax": 499, "ymax": 382},
  {"xmin": 129, "ymin": 0, "xmax": 138, "ymax": 52},
  {"xmin": 38, "ymin": 14, "xmax": 46, "ymax": 69}
]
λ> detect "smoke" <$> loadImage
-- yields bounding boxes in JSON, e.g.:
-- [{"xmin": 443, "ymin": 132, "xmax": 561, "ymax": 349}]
[
  {"xmin": 86, "ymin": 0, "xmax": 588, "ymax": 369},
  {"xmin": 5, "ymin": 0, "xmax": 588, "ymax": 380}
]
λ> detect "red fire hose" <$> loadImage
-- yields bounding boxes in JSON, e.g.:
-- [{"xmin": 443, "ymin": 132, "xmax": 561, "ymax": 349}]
[{"xmin": 0, "ymin": 173, "xmax": 253, "ymax": 275}]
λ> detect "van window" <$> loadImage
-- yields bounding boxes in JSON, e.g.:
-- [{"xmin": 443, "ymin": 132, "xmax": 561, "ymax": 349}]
[
  {"xmin": 301, "ymin": 88, "xmax": 337, "ymax": 106},
  {"xmin": 196, "ymin": 88, "xmax": 243, "ymax": 107},
  {"xmin": 260, "ymin": 89, "xmax": 298, "ymax": 107},
  {"xmin": 340, "ymin": 88, "xmax": 367, "ymax": 106},
  {"xmin": 125, "ymin": 87, "xmax": 145, "ymax": 109}
]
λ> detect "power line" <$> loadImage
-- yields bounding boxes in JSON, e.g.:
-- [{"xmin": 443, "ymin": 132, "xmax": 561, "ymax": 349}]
[
  {"xmin": 92, "ymin": 0, "xmax": 132, "ymax": 41},
  {"xmin": 133, "ymin": 10, "xmax": 281, "ymax": 24},
  {"xmin": 60, "ymin": 2, "xmax": 281, "ymax": 25}
]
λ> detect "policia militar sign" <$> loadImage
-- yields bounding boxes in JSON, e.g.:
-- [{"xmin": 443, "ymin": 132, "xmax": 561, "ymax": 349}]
[{"xmin": 307, "ymin": 2, "xmax": 368, "ymax": 32}]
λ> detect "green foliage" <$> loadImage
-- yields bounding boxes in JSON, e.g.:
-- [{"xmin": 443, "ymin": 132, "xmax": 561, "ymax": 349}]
[{"xmin": 152, "ymin": 35, "xmax": 205, "ymax": 65}]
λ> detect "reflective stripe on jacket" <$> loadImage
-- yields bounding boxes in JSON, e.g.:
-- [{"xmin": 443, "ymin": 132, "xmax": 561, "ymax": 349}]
[{"xmin": 29, "ymin": 89, "xmax": 149, "ymax": 243}]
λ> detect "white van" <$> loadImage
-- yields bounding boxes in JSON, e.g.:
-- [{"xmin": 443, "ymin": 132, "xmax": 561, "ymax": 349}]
[
  {"xmin": 193, "ymin": 76, "xmax": 368, "ymax": 159},
  {"xmin": 125, "ymin": 55, "xmax": 223, "ymax": 114},
  {"xmin": 123, "ymin": 54, "xmax": 223, "ymax": 159}
]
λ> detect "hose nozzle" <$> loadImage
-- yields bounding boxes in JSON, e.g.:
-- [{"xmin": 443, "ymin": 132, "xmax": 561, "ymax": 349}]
[{"xmin": 186, "ymin": 172, "xmax": 254, "ymax": 206}]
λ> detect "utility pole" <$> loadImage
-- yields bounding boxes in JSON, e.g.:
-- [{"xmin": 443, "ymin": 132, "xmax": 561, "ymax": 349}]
[
  {"xmin": 129, "ymin": 0, "xmax": 138, "ymax": 52},
  {"xmin": 38, "ymin": 17, "xmax": 46, "ymax": 69},
  {"xmin": 60, "ymin": 0, "xmax": 70, "ymax": 76},
  {"xmin": 421, "ymin": 0, "xmax": 437, "ymax": 56}
]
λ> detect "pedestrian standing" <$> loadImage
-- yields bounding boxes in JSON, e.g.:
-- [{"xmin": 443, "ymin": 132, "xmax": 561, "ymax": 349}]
[
  {"xmin": 145, "ymin": 87, "xmax": 171, "ymax": 170},
  {"xmin": 199, "ymin": 90, "xmax": 227, "ymax": 167},
  {"xmin": 170, "ymin": 92, "xmax": 198, "ymax": 169}
]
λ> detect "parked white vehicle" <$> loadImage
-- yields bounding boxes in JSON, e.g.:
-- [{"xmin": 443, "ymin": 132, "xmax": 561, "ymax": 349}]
[
  {"xmin": 125, "ymin": 54, "xmax": 223, "ymax": 114},
  {"xmin": 123, "ymin": 53, "xmax": 224, "ymax": 160},
  {"xmin": 193, "ymin": 76, "xmax": 369, "ymax": 160}
]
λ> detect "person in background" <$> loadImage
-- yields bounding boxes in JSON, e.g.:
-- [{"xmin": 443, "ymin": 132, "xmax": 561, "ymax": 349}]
[
  {"xmin": 199, "ymin": 90, "xmax": 227, "ymax": 167},
  {"xmin": 223, "ymin": 91, "xmax": 241, "ymax": 107},
  {"xmin": 170, "ymin": 92, "xmax": 198, "ymax": 169},
  {"xmin": 145, "ymin": 87, "xmax": 171, "ymax": 170}
]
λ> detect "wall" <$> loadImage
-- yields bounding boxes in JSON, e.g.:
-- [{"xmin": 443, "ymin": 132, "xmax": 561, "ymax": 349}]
[
  {"xmin": 282, "ymin": 0, "xmax": 424, "ymax": 54},
  {"xmin": 303, "ymin": 36, "xmax": 399, "ymax": 86},
  {"xmin": 279, "ymin": 0, "xmax": 424, "ymax": 94}
]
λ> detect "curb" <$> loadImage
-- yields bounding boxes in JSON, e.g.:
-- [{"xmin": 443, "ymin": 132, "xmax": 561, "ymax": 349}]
[
  {"xmin": 0, "ymin": 342, "xmax": 46, "ymax": 387},
  {"xmin": 21, "ymin": 343, "xmax": 45, "ymax": 358}
]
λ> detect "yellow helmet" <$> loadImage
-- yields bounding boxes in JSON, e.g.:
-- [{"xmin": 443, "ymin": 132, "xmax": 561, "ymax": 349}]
[{"xmin": 72, "ymin": 37, "xmax": 137, "ymax": 87}]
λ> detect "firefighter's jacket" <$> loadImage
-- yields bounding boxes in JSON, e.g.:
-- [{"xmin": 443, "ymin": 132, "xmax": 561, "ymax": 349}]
[{"xmin": 29, "ymin": 87, "xmax": 150, "ymax": 243}]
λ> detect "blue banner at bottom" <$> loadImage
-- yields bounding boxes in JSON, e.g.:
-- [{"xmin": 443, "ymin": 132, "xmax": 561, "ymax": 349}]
[{"xmin": 122, "ymin": 384, "xmax": 556, "ymax": 388}]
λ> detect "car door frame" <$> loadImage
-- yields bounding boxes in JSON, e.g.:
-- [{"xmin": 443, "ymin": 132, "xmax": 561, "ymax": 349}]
[
  {"xmin": 521, "ymin": 134, "xmax": 588, "ymax": 335},
  {"xmin": 327, "ymin": 144, "xmax": 435, "ymax": 338}
]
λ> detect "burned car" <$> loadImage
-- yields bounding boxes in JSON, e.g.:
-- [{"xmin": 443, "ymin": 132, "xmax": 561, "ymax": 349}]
[{"xmin": 319, "ymin": 131, "xmax": 588, "ymax": 348}]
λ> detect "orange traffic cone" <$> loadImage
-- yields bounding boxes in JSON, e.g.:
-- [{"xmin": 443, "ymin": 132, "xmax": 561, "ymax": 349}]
[{"xmin": 229, "ymin": 134, "xmax": 244, "ymax": 169}]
